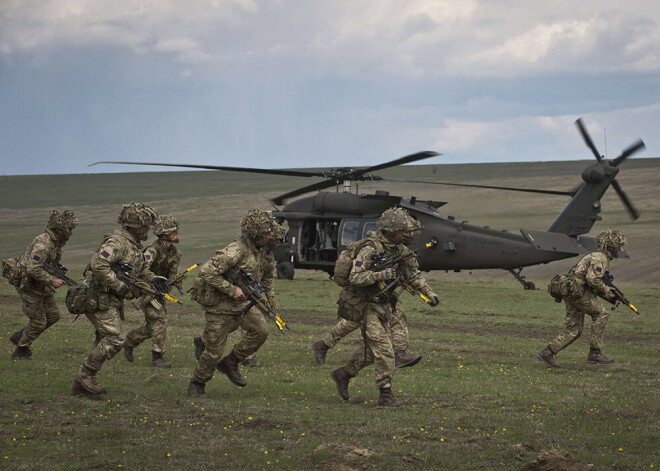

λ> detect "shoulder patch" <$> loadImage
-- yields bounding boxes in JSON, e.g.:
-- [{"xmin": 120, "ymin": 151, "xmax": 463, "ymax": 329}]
[
  {"xmin": 145, "ymin": 253, "xmax": 152, "ymax": 261},
  {"xmin": 596, "ymin": 266, "xmax": 602, "ymax": 273},
  {"xmin": 33, "ymin": 255, "xmax": 41, "ymax": 261},
  {"xmin": 100, "ymin": 250, "xmax": 111, "ymax": 259},
  {"xmin": 355, "ymin": 260, "xmax": 363, "ymax": 268}
]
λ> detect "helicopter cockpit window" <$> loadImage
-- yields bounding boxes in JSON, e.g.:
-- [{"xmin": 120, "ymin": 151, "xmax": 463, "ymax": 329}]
[
  {"xmin": 341, "ymin": 221, "xmax": 360, "ymax": 245},
  {"xmin": 362, "ymin": 222, "xmax": 378, "ymax": 238}
]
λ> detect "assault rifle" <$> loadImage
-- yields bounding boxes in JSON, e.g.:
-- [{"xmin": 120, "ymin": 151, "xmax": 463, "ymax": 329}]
[
  {"xmin": 43, "ymin": 262, "xmax": 79, "ymax": 286},
  {"xmin": 224, "ymin": 268, "xmax": 289, "ymax": 333},
  {"xmin": 371, "ymin": 250, "xmax": 433, "ymax": 305},
  {"xmin": 167, "ymin": 263, "xmax": 199, "ymax": 293},
  {"xmin": 603, "ymin": 271, "xmax": 639, "ymax": 315},
  {"xmin": 112, "ymin": 261, "xmax": 182, "ymax": 309}
]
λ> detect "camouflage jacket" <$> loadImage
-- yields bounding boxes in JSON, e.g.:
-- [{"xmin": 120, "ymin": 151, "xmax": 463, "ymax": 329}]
[
  {"xmin": 144, "ymin": 239, "xmax": 182, "ymax": 283},
  {"xmin": 197, "ymin": 236, "xmax": 275, "ymax": 314},
  {"xmin": 343, "ymin": 230, "xmax": 434, "ymax": 305},
  {"xmin": 17, "ymin": 228, "xmax": 63, "ymax": 293},
  {"xmin": 569, "ymin": 250, "xmax": 611, "ymax": 298},
  {"xmin": 87, "ymin": 229, "xmax": 155, "ymax": 297}
]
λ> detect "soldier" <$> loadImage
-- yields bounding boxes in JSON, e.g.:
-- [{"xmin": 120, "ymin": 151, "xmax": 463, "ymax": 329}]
[
  {"xmin": 71, "ymin": 203, "xmax": 170, "ymax": 396},
  {"xmin": 330, "ymin": 208, "xmax": 439, "ymax": 406},
  {"xmin": 9, "ymin": 210, "xmax": 78, "ymax": 360},
  {"xmin": 192, "ymin": 222, "xmax": 284, "ymax": 367},
  {"xmin": 538, "ymin": 228, "xmax": 627, "ymax": 368},
  {"xmin": 123, "ymin": 215, "xmax": 182, "ymax": 367},
  {"xmin": 187, "ymin": 209, "xmax": 275, "ymax": 397},
  {"xmin": 312, "ymin": 234, "xmax": 423, "ymax": 368}
]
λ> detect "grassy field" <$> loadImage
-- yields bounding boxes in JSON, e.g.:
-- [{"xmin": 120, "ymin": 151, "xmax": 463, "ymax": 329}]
[
  {"xmin": 1, "ymin": 159, "xmax": 659, "ymax": 470},
  {"xmin": 1, "ymin": 275, "xmax": 658, "ymax": 470}
]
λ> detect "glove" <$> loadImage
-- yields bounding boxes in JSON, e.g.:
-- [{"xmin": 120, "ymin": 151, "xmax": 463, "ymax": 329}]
[
  {"xmin": 375, "ymin": 267, "xmax": 398, "ymax": 281},
  {"xmin": 116, "ymin": 282, "xmax": 140, "ymax": 300},
  {"xmin": 152, "ymin": 276, "xmax": 171, "ymax": 294},
  {"xmin": 428, "ymin": 293, "xmax": 440, "ymax": 307}
]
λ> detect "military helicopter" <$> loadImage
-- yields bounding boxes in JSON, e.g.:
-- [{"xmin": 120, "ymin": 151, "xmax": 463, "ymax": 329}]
[{"xmin": 91, "ymin": 118, "xmax": 645, "ymax": 289}]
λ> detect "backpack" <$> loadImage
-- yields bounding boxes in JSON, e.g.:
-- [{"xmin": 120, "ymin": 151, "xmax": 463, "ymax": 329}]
[
  {"xmin": 1, "ymin": 257, "xmax": 22, "ymax": 286},
  {"xmin": 332, "ymin": 237, "xmax": 382, "ymax": 287},
  {"xmin": 547, "ymin": 274, "xmax": 583, "ymax": 303}
]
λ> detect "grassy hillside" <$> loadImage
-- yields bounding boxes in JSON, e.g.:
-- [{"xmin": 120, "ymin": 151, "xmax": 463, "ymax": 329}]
[{"xmin": 1, "ymin": 158, "xmax": 659, "ymax": 284}]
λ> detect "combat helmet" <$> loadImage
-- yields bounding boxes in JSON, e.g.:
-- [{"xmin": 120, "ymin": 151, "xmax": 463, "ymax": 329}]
[
  {"xmin": 117, "ymin": 202, "xmax": 158, "ymax": 228},
  {"xmin": 48, "ymin": 210, "xmax": 78, "ymax": 231},
  {"xmin": 378, "ymin": 207, "xmax": 422, "ymax": 235},
  {"xmin": 596, "ymin": 228, "xmax": 627, "ymax": 252},
  {"xmin": 241, "ymin": 209, "xmax": 274, "ymax": 238},
  {"xmin": 154, "ymin": 215, "xmax": 179, "ymax": 236}
]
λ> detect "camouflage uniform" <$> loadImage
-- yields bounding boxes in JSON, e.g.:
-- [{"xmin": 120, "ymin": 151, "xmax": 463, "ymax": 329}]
[
  {"xmin": 192, "ymin": 222, "xmax": 282, "ymax": 369},
  {"xmin": 10, "ymin": 210, "xmax": 78, "ymax": 359},
  {"xmin": 538, "ymin": 229, "xmax": 627, "ymax": 367},
  {"xmin": 124, "ymin": 216, "xmax": 181, "ymax": 365},
  {"xmin": 72, "ymin": 203, "xmax": 159, "ymax": 395},
  {"xmin": 188, "ymin": 210, "xmax": 275, "ymax": 396},
  {"xmin": 330, "ymin": 208, "xmax": 438, "ymax": 406}
]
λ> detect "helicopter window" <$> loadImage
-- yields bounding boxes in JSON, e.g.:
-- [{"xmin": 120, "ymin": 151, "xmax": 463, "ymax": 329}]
[
  {"xmin": 300, "ymin": 218, "xmax": 340, "ymax": 263},
  {"xmin": 341, "ymin": 221, "xmax": 360, "ymax": 245},
  {"xmin": 362, "ymin": 222, "xmax": 378, "ymax": 238}
]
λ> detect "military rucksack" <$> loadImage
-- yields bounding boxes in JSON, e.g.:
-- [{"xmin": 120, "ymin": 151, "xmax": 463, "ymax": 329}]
[
  {"xmin": 1, "ymin": 257, "xmax": 22, "ymax": 286},
  {"xmin": 332, "ymin": 237, "xmax": 383, "ymax": 287},
  {"xmin": 547, "ymin": 274, "xmax": 583, "ymax": 303}
]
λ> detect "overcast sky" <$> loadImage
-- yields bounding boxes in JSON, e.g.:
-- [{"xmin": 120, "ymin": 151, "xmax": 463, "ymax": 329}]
[{"xmin": 1, "ymin": 0, "xmax": 658, "ymax": 176}]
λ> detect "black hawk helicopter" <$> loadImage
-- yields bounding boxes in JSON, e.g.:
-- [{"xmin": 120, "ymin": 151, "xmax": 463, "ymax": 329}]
[{"xmin": 91, "ymin": 118, "xmax": 645, "ymax": 289}]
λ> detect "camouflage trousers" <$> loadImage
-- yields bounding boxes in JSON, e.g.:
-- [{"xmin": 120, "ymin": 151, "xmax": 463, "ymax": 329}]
[
  {"xmin": 192, "ymin": 307, "xmax": 268, "ymax": 384},
  {"xmin": 125, "ymin": 301, "xmax": 168, "ymax": 353},
  {"xmin": 323, "ymin": 301, "xmax": 409, "ymax": 352},
  {"xmin": 83, "ymin": 305, "xmax": 126, "ymax": 372},
  {"xmin": 548, "ymin": 292, "xmax": 609, "ymax": 354},
  {"xmin": 344, "ymin": 303, "xmax": 395, "ymax": 388},
  {"xmin": 14, "ymin": 286, "xmax": 60, "ymax": 347}
]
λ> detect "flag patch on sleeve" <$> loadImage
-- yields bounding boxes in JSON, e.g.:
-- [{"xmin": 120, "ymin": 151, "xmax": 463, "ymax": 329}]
[
  {"xmin": 596, "ymin": 267, "xmax": 602, "ymax": 273},
  {"xmin": 33, "ymin": 255, "xmax": 41, "ymax": 261},
  {"xmin": 355, "ymin": 261, "xmax": 363, "ymax": 268},
  {"xmin": 100, "ymin": 250, "xmax": 110, "ymax": 258},
  {"xmin": 145, "ymin": 254, "xmax": 151, "ymax": 261}
]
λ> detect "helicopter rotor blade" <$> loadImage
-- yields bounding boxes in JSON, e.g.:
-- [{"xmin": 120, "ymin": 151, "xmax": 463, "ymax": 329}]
[
  {"xmin": 575, "ymin": 118, "xmax": 602, "ymax": 162},
  {"xmin": 379, "ymin": 178, "xmax": 575, "ymax": 196},
  {"xmin": 612, "ymin": 139, "xmax": 645, "ymax": 167},
  {"xmin": 271, "ymin": 179, "xmax": 339, "ymax": 205},
  {"xmin": 351, "ymin": 151, "xmax": 440, "ymax": 178},
  {"xmin": 610, "ymin": 179, "xmax": 640, "ymax": 220},
  {"xmin": 89, "ymin": 161, "xmax": 327, "ymax": 178}
]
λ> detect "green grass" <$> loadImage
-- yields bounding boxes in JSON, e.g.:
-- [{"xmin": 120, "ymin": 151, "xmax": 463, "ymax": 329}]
[{"xmin": 1, "ymin": 275, "xmax": 658, "ymax": 470}]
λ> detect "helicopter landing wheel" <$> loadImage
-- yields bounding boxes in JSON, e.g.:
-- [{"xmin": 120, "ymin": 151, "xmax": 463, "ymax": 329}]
[
  {"xmin": 277, "ymin": 261, "xmax": 295, "ymax": 280},
  {"xmin": 524, "ymin": 281, "xmax": 536, "ymax": 290}
]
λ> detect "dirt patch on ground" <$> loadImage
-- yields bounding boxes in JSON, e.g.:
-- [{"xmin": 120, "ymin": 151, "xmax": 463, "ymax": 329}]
[
  {"xmin": 314, "ymin": 443, "xmax": 376, "ymax": 460},
  {"xmin": 518, "ymin": 449, "xmax": 592, "ymax": 471}
]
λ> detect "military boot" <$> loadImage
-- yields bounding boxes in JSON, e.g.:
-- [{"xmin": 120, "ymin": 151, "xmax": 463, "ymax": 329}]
[
  {"xmin": 74, "ymin": 365, "xmax": 107, "ymax": 395},
  {"xmin": 587, "ymin": 349, "xmax": 614, "ymax": 364},
  {"xmin": 312, "ymin": 340, "xmax": 329, "ymax": 366},
  {"xmin": 330, "ymin": 367, "xmax": 352, "ymax": 400},
  {"xmin": 187, "ymin": 380, "xmax": 206, "ymax": 397},
  {"xmin": 217, "ymin": 351, "xmax": 247, "ymax": 387},
  {"xmin": 378, "ymin": 386, "xmax": 399, "ymax": 407},
  {"xmin": 242, "ymin": 358, "xmax": 261, "ymax": 367},
  {"xmin": 394, "ymin": 350, "xmax": 422, "ymax": 368},
  {"xmin": 537, "ymin": 346, "xmax": 559, "ymax": 368},
  {"xmin": 194, "ymin": 336, "xmax": 205, "ymax": 361},
  {"xmin": 152, "ymin": 351, "xmax": 172, "ymax": 368},
  {"xmin": 123, "ymin": 345, "xmax": 135, "ymax": 362},
  {"xmin": 9, "ymin": 328, "xmax": 24, "ymax": 346},
  {"xmin": 11, "ymin": 345, "xmax": 32, "ymax": 360}
]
